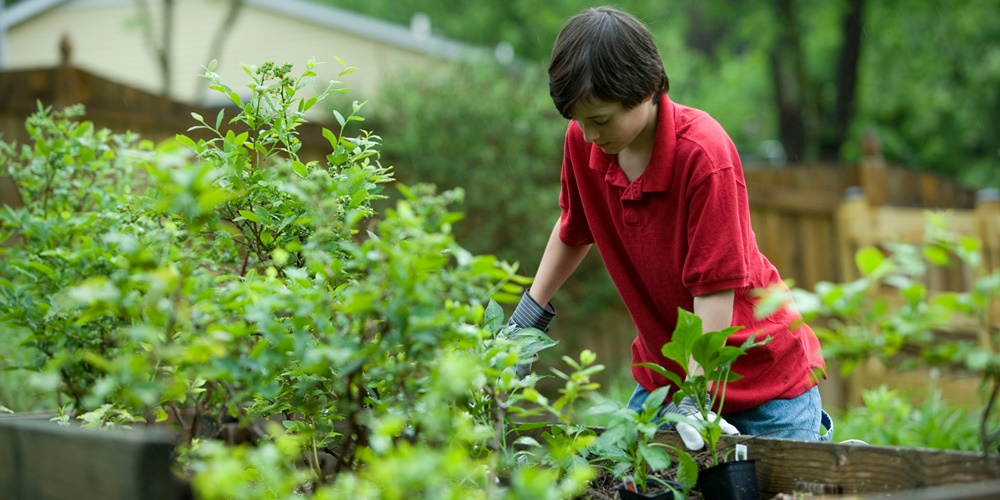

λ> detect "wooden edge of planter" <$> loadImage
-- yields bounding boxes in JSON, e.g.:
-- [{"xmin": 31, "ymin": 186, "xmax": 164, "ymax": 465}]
[
  {"xmin": 821, "ymin": 479, "xmax": 1000, "ymax": 500},
  {"xmin": 513, "ymin": 425, "xmax": 1000, "ymax": 497},
  {"xmin": 0, "ymin": 417, "xmax": 190, "ymax": 500},
  {"xmin": 647, "ymin": 430, "xmax": 1000, "ymax": 497}
]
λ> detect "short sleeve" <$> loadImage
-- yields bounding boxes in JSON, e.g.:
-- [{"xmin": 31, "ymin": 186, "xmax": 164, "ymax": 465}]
[
  {"xmin": 558, "ymin": 124, "xmax": 595, "ymax": 247},
  {"xmin": 683, "ymin": 165, "xmax": 750, "ymax": 296}
]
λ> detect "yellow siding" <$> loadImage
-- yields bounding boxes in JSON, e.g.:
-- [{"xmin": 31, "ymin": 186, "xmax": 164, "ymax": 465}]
[{"xmin": 7, "ymin": 0, "xmax": 440, "ymax": 108}]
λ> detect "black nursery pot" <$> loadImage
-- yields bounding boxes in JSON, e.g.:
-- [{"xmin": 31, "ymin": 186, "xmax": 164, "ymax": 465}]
[
  {"xmin": 615, "ymin": 480, "xmax": 682, "ymax": 500},
  {"xmin": 696, "ymin": 460, "xmax": 759, "ymax": 500}
]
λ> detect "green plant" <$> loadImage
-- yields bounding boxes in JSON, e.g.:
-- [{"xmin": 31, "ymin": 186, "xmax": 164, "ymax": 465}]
[
  {"xmin": 587, "ymin": 385, "xmax": 697, "ymax": 496},
  {"xmin": 639, "ymin": 309, "xmax": 769, "ymax": 467},
  {"xmin": 506, "ymin": 349, "xmax": 602, "ymax": 482},
  {"xmin": 580, "ymin": 309, "xmax": 766, "ymax": 497},
  {"xmin": 0, "ymin": 103, "xmax": 151, "ymax": 412},
  {"xmin": 836, "ymin": 383, "xmax": 981, "ymax": 451}
]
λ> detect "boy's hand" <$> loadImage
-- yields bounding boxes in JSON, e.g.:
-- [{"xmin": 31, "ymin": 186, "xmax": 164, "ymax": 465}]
[
  {"xmin": 505, "ymin": 291, "xmax": 556, "ymax": 377},
  {"xmin": 660, "ymin": 394, "xmax": 740, "ymax": 450}
]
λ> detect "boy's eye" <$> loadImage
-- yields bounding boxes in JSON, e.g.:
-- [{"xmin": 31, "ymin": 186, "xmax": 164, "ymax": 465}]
[{"xmin": 594, "ymin": 118, "xmax": 609, "ymax": 126}]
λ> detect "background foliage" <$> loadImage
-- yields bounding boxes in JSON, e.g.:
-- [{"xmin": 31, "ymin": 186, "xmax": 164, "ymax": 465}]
[
  {"xmin": 312, "ymin": 0, "xmax": 1000, "ymax": 387},
  {"xmin": 315, "ymin": 0, "xmax": 1000, "ymax": 187}
]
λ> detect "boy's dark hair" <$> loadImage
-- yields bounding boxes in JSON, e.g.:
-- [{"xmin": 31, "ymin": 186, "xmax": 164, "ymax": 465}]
[{"xmin": 548, "ymin": 7, "xmax": 669, "ymax": 119}]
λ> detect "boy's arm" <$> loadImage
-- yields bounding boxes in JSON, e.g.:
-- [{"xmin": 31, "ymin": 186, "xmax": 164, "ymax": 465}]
[
  {"xmin": 690, "ymin": 288, "xmax": 735, "ymax": 376},
  {"xmin": 527, "ymin": 218, "xmax": 591, "ymax": 306},
  {"xmin": 505, "ymin": 219, "xmax": 590, "ymax": 377}
]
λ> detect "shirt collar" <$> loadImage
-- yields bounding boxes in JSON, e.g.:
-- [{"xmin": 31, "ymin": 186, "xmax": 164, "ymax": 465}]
[{"xmin": 588, "ymin": 93, "xmax": 676, "ymax": 195}]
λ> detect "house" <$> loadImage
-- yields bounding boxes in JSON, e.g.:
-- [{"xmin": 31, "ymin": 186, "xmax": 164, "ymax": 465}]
[{"xmin": 0, "ymin": 0, "xmax": 489, "ymax": 108}]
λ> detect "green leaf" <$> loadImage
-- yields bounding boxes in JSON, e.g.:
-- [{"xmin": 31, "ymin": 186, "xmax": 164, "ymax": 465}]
[
  {"xmin": 642, "ymin": 386, "xmax": 672, "ymax": 414},
  {"xmin": 674, "ymin": 450, "xmax": 699, "ymax": 488},
  {"xmin": 175, "ymin": 134, "xmax": 197, "ymax": 151},
  {"xmin": 321, "ymin": 127, "xmax": 338, "ymax": 148},
  {"xmin": 512, "ymin": 436, "xmax": 542, "ymax": 448},
  {"xmin": 856, "ymin": 246, "xmax": 885, "ymax": 275},
  {"xmin": 922, "ymin": 245, "xmax": 951, "ymax": 266},
  {"xmin": 228, "ymin": 90, "xmax": 243, "ymax": 107},
  {"xmin": 635, "ymin": 362, "xmax": 684, "ymax": 389},
  {"xmin": 238, "ymin": 210, "xmax": 262, "ymax": 223},
  {"xmin": 27, "ymin": 261, "xmax": 57, "ymax": 282},
  {"xmin": 509, "ymin": 327, "xmax": 558, "ymax": 358},
  {"xmin": 639, "ymin": 442, "xmax": 672, "ymax": 471},
  {"xmin": 484, "ymin": 299, "xmax": 505, "ymax": 334},
  {"xmin": 515, "ymin": 421, "xmax": 549, "ymax": 432},
  {"xmin": 291, "ymin": 160, "xmax": 308, "ymax": 178}
]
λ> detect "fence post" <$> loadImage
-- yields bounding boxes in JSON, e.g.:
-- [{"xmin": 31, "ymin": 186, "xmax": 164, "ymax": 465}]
[
  {"xmin": 977, "ymin": 188, "xmax": 1000, "ymax": 271},
  {"xmin": 859, "ymin": 130, "xmax": 888, "ymax": 207},
  {"xmin": 976, "ymin": 188, "xmax": 1000, "ymax": 330},
  {"xmin": 55, "ymin": 34, "xmax": 79, "ymax": 109},
  {"xmin": 836, "ymin": 186, "xmax": 869, "ymax": 282}
]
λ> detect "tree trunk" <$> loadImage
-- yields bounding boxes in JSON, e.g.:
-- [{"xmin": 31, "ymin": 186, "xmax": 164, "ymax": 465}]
[
  {"xmin": 821, "ymin": 0, "xmax": 864, "ymax": 161},
  {"xmin": 194, "ymin": 0, "xmax": 246, "ymax": 102},
  {"xmin": 134, "ymin": 0, "xmax": 174, "ymax": 99},
  {"xmin": 160, "ymin": 0, "xmax": 174, "ymax": 98},
  {"xmin": 769, "ymin": 0, "xmax": 808, "ymax": 163}
]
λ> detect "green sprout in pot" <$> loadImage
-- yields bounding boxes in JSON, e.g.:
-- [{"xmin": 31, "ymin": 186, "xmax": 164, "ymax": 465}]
[
  {"xmin": 587, "ymin": 385, "xmax": 698, "ymax": 497},
  {"xmin": 638, "ymin": 308, "xmax": 770, "ymax": 467}
]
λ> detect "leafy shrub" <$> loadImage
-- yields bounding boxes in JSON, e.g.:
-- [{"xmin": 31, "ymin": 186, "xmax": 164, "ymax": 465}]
[
  {"xmin": 836, "ymin": 383, "xmax": 981, "ymax": 451},
  {"xmin": 0, "ymin": 59, "xmax": 606, "ymax": 498},
  {"xmin": 0, "ymin": 104, "xmax": 153, "ymax": 410}
]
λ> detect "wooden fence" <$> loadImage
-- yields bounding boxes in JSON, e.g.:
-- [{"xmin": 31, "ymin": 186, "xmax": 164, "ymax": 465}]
[
  {"xmin": 0, "ymin": 64, "xmax": 333, "ymax": 160},
  {"xmin": 745, "ymin": 157, "xmax": 980, "ymax": 292},
  {"xmin": 745, "ymin": 151, "xmax": 999, "ymax": 409}
]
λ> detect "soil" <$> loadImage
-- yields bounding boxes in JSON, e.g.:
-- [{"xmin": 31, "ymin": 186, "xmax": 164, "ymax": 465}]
[{"xmin": 580, "ymin": 451, "xmax": 715, "ymax": 499}]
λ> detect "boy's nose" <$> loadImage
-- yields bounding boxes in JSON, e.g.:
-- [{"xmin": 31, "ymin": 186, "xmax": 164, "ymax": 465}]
[{"xmin": 581, "ymin": 125, "xmax": 599, "ymax": 143}]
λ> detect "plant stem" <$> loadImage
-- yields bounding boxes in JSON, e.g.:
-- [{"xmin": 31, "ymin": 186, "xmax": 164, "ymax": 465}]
[{"xmin": 981, "ymin": 374, "xmax": 1000, "ymax": 468}]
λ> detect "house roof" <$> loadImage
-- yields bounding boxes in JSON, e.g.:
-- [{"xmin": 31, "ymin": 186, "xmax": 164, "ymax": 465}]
[{"xmin": 2, "ymin": 0, "xmax": 485, "ymax": 61}]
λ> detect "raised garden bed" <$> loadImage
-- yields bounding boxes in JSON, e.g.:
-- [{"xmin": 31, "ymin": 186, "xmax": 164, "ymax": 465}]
[
  {"xmin": 0, "ymin": 415, "xmax": 190, "ymax": 500},
  {"xmin": 646, "ymin": 431, "xmax": 1000, "ymax": 499},
  {"xmin": 3, "ymin": 414, "xmax": 1000, "ymax": 499}
]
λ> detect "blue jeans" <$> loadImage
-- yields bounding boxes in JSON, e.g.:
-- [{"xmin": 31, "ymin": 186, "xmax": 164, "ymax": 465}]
[{"xmin": 626, "ymin": 384, "xmax": 833, "ymax": 442}]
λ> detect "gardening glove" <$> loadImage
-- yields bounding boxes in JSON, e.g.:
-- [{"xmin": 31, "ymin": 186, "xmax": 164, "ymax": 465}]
[
  {"xmin": 505, "ymin": 290, "xmax": 556, "ymax": 378},
  {"xmin": 659, "ymin": 394, "xmax": 740, "ymax": 451}
]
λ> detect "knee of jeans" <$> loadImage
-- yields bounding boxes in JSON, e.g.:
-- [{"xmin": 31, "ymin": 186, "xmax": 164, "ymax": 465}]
[{"xmin": 625, "ymin": 384, "xmax": 649, "ymax": 414}]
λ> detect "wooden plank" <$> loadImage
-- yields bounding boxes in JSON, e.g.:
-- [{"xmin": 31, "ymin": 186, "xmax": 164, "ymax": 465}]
[
  {"xmin": 747, "ymin": 185, "xmax": 842, "ymax": 215},
  {"xmin": 977, "ymin": 193, "xmax": 1000, "ymax": 272},
  {"xmin": 799, "ymin": 213, "xmax": 836, "ymax": 289},
  {"xmin": 649, "ymin": 431, "xmax": 1000, "ymax": 497},
  {"xmin": 0, "ymin": 174, "xmax": 24, "ymax": 248},
  {"xmin": 860, "ymin": 158, "xmax": 889, "ymax": 207},
  {"xmin": 0, "ymin": 417, "xmax": 187, "ymax": 500},
  {"xmin": 828, "ymin": 479, "xmax": 1000, "ymax": 500},
  {"xmin": 836, "ymin": 194, "xmax": 869, "ymax": 282}
]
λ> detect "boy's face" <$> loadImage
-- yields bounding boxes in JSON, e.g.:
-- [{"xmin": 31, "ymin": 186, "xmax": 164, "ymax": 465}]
[{"xmin": 569, "ymin": 95, "xmax": 657, "ymax": 156}]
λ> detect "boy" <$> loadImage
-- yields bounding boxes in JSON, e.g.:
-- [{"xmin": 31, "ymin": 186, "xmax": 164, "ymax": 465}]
[{"xmin": 507, "ymin": 6, "xmax": 830, "ymax": 449}]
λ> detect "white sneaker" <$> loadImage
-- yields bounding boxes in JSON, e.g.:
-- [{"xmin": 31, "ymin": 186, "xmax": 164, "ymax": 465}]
[{"xmin": 839, "ymin": 439, "xmax": 869, "ymax": 445}]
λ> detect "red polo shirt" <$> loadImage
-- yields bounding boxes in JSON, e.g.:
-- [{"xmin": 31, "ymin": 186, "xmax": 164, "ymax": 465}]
[{"xmin": 558, "ymin": 94, "xmax": 825, "ymax": 412}]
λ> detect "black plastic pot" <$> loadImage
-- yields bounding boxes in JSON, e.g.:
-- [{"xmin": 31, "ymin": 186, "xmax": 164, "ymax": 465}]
[
  {"xmin": 696, "ymin": 460, "xmax": 759, "ymax": 500},
  {"xmin": 615, "ymin": 480, "xmax": 682, "ymax": 500}
]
